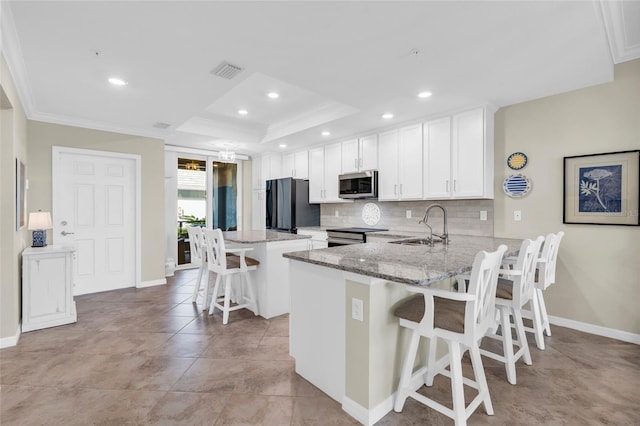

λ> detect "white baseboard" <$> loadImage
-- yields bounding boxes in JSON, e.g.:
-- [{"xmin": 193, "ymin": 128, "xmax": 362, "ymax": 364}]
[
  {"xmin": 0, "ymin": 324, "xmax": 21, "ymax": 349},
  {"xmin": 522, "ymin": 309, "xmax": 640, "ymax": 345},
  {"xmin": 137, "ymin": 278, "xmax": 167, "ymax": 289},
  {"xmin": 342, "ymin": 367, "xmax": 425, "ymax": 425}
]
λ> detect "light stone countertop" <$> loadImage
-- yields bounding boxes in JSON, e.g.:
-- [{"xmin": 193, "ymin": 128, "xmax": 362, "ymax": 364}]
[
  {"xmin": 223, "ymin": 230, "xmax": 311, "ymax": 244},
  {"xmin": 283, "ymin": 235, "xmax": 523, "ymax": 286}
]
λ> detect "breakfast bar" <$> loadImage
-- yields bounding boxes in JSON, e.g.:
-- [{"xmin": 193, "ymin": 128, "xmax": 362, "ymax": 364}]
[
  {"xmin": 222, "ymin": 230, "xmax": 310, "ymax": 319},
  {"xmin": 283, "ymin": 235, "xmax": 522, "ymax": 425}
]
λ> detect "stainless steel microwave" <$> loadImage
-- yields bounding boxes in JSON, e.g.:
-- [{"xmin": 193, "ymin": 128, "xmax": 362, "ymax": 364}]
[{"xmin": 338, "ymin": 170, "xmax": 378, "ymax": 199}]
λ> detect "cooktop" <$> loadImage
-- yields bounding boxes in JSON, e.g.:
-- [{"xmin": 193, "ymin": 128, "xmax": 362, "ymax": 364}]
[{"xmin": 326, "ymin": 227, "xmax": 388, "ymax": 233}]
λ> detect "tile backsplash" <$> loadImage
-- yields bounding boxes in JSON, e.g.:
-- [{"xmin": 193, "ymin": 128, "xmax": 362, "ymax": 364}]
[{"xmin": 321, "ymin": 199, "xmax": 494, "ymax": 236}]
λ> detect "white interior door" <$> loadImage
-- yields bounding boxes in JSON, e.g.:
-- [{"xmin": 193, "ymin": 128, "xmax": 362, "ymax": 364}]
[{"xmin": 53, "ymin": 147, "xmax": 138, "ymax": 295}]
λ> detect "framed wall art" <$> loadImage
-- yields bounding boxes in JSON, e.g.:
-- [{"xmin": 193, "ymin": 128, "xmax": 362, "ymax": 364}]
[{"xmin": 563, "ymin": 150, "xmax": 639, "ymax": 226}]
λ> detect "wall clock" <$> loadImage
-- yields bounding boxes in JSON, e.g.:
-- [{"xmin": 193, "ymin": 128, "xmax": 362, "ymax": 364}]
[{"xmin": 507, "ymin": 152, "xmax": 528, "ymax": 170}]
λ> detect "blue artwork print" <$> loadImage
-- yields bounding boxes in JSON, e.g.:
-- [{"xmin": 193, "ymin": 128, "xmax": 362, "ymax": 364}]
[{"xmin": 578, "ymin": 165, "xmax": 622, "ymax": 213}]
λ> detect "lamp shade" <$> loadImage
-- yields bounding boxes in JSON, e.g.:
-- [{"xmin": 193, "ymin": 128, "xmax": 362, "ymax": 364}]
[{"xmin": 28, "ymin": 211, "xmax": 52, "ymax": 230}]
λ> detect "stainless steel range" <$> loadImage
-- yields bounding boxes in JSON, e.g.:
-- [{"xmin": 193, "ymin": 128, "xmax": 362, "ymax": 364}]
[{"xmin": 325, "ymin": 227, "xmax": 388, "ymax": 247}]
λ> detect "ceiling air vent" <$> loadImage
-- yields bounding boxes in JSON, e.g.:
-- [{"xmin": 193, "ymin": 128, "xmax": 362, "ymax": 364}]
[
  {"xmin": 153, "ymin": 122, "xmax": 171, "ymax": 129},
  {"xmin": 210, "ymin": 61, "xmax": 244, "ymax": 80}
]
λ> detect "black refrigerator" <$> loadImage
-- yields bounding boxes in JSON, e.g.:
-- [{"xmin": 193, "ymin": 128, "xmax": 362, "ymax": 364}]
[{"xmin": 265, "ymin": 178, "xmax": 320, "ymax": 232}]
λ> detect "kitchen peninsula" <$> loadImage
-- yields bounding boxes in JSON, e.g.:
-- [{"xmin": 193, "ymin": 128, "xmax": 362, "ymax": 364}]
[
  {"xmin": 283, "ymin": 235, "xmax": 522, "ymax": 425},
  {"xmin": 222, "ymin": 230, "xmax": 310, "ymax": 319}
]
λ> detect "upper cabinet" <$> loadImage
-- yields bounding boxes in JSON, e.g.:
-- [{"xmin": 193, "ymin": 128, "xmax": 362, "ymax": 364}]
[
  {"xmin": 260, "ymin": 153, "xmax": 283, "ymax": 182},
  {"xmin": 423, "ymin": 107, "xmax": 494, "ymax": 199},
  {"xmin": 378, "ymin": 124, "xmax": 423, "ymax": 200},
  {"xmin": 341, "ymin": 134, "xmax": 378, "ymax": 174},
  {"xmin": 282, "ymin": 150, "xmax": 309, "ymax": 179},
  {"xmin": 309, "ymin": 142, "xmax": 346, "ymax": 203}
]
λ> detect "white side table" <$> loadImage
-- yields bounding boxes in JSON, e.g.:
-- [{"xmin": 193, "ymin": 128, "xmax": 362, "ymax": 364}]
[{"xmin": 22, "ymin": 245, "xmax": 77, "ymax": 332}]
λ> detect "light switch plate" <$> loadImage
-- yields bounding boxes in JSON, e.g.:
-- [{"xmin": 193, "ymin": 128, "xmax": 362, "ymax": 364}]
[
  {"xmin": 480, "ymin": 210, "xmax": 487, "ymax": 221},
  {"xmin": 351, "ymin": 298, "xmax": 363, "ymax": 322},
  {"xmin": 514, "ymin": 210, "xmax": 522, "ymax": 221},
  {"xmin": 335, "ymin": 210, "xmax": 339, "ymax": 217},
  {"xmin": 406, "ymin": 210, "xmax": 412, "ymax": 219}
]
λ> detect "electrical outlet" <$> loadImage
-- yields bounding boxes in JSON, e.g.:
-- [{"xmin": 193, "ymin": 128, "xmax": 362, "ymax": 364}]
[
  {"xmin": 406, "ymin": 210, "xmax": 412, "ymax": 219},
  {"xmin": 514, "ymin": 210, "xmax": 522, "ymax": 221},
  {"xmin": 480, "ymin": 210, "xmax": 487, "ymax": 221},
  {"xmin": 335, "ymin": 210, "xmax": 339, "ymax": 217},
  {"xmin": 351, "ymin": 298, "xmax": 363, "ymax": 321}
]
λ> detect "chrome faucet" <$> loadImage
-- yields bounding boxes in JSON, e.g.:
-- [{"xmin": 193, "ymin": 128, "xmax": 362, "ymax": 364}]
[{"xmin": 419, "ymin": 204, "xmax": 449, "ymax": 245}]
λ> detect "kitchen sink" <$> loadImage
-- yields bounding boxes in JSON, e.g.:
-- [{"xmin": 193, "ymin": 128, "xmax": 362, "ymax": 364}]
[{"xmin": 389, "ymin": 237, "xmax": 444, "ymax": 246}]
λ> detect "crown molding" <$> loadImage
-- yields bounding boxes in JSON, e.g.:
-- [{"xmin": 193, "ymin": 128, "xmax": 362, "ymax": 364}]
[
  {"xmin": 1, "ymin": 1, "xmax": 36, "ymax": 116},
  {"xmin": 31, "ymin": 110, "xmax": 167, "ymax": 141}
]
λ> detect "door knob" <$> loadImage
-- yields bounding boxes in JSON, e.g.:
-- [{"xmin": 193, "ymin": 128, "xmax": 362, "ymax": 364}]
[
  {"xmin": 61, "ymin": 220, "xmax": 67, "ymax": 226},
  {"xmin": 61, "ymin": 230, "xmax": 75, "ymax": 236}
]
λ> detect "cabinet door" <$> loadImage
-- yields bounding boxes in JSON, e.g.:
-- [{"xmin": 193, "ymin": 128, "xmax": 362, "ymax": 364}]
[
  {"xmin": 359, "ymin": 134, "xmax": 378, "ymax": 171},
  {"xmin": 377, "ymin": 129, "xmax": 399, "ymax": 200},
  {"xmin": 341, "ymin": 139, "xmax": 359, "ymax": 173},
  {"xmin": 452, "ymin": 108, "xmax": 484, "ymax": 197},
  {"xmin": 423, "ymin": 117, "xmax": 452, "ymax": 198},
  {"xmin": 324, "ymin": 142, "xmax": 343, "ymax": 202},
  {"xmin": 26, "ymin": 254, "xmax": 69, "ymax": 324},
  {"xmin": 260, "ymin": 154, "xmax": 271, "ymax": 181},
  {"xmin": 252, "ymin": 156, "xmax": 264, "ymax": 189},
  {"xmin": 398, "ymin": 124, "xmax": 423, "ymax": 199},
  {"xmin": 308, "ymin": 147, "xmax": 325, "ymax": 203},
  {"xmin": 294, "ymin": 150, "xmax": 309, "ymax": 179},
  {"xmin": 252, "ymin": 189, "xmax": 266, "ymax": 230},
  {"xmin": 269, "ymin": 153, "xmax": 283, "ymax": 180},
  {"xmin": 282, "ymin": 153, "xmax": 294, "ymax": 178}
]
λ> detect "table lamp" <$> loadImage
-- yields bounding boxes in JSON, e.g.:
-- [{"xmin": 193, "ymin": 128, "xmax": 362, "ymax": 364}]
[{"xmin": 28, "ymin": 211, "xmax": 52, "ymax": 247}]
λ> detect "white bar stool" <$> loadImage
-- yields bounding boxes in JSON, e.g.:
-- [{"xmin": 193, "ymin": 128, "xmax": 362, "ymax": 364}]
[
  {"xmin": 532, "ymin": 231, "xmax": 564, "ymax": 343},
  {"xmin": 202, "ymin": 228, "xmax": 259, "ymax": 325},
  {"xmin": 186, "ymin": 226, "xmax": 208, "ymax": 306},
  {"xmin": 481, "ymin": 236, "xmax": 543, "ymax": 385},
  {"xmin": 393, "ymin": 245, "xmax": 507, "ymax": 426}
]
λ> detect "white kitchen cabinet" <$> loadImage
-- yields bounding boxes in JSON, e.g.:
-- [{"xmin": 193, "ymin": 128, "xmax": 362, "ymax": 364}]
[
  {"xmin": 423, "ymin": 107, "xmax": 494, "ymax": 199},
  {"xmin": 282, "ymin": 150, "xmax": 309, "ymax": 179},
  {"xmin": 341, "ymin": 135, "xmax": 378, "ymax": 174},
  {"xmin": 296, "ymin": 228, "xmax": 328, "ymax": 249},
  {"xmin": 252, "ymin": 189, "xmax": 266, "ymax": 230},
  {"xmin": 308, "ymin": 142, "xmax": 347, "ymax": 203},
  {"xmin": 22, "ymin": 245, "xmax": 77, "ymax": 332},
  {"xmin": 260, "ymin": 153, "xmax": 283, "ymax": 181},
  {"xmin": 378, "ymin": 124, "xmax": 423, "ymax": 200}
]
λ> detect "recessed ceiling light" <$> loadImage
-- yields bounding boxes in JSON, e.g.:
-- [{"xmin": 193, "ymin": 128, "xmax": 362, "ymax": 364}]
[
  {"xmin": 267, "ymin": 92, "xmax": 280, "ymax": 99},
  {"xmin": 321, "ymin": 131, "xmax": 331, "ymax": 137},
  {"xmin": 382, "ymin": 113, "xmax": 394, "ymax": 119},
  {"xmin": 108, "ymin": 77, "xmax": 128, "ymax": 86},
  {"xmin": 417, "ymin": 91, "xmax": 432, "ymax": 98},
  {"xmin": 279, "ymin": 143, "xmax": 287, "ymax": 148},
  {"xmin": 238, "ymin": 109, "xmax": 248, "ymax": 115}
]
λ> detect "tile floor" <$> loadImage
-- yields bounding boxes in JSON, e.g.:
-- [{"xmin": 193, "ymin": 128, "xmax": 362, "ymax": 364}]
[{"xmin": 1, "ymin": 269, "xmax": 639, "ymax": 425}]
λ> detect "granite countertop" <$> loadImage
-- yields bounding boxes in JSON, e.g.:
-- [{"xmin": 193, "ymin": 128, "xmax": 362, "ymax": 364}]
[
  {"xmin": 283, "ymin": 235, "xmax": 522, "ymax": 286},
  {"xmin": 223, "ymin": 230, "xmax": 311, "ymax": 244}
]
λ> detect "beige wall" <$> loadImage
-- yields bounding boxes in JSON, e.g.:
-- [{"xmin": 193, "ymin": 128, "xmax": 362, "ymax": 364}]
[
  {"xmin": 27, "ymin": 121, "xmax": 166, "ymax": 284},
  {"xmin": 0, "ymin": 53, "xmax": 29, "ymax": 341},
  {"xmin": 494, "ymin": 59, "xmax": 640, "ymax": 334}
]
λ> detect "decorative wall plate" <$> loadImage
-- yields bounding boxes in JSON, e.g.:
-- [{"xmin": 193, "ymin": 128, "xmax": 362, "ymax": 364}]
[
  {"xmin": 362, "ymin": 202, "xmax": 381, "ymax": 226},
  {"xmin": 503, "ymin": 174, "xmax": 531, "ymax": 197},
  {"xmin": 507, "ymin": 152, "xmax": 528, "ymax": 170}
]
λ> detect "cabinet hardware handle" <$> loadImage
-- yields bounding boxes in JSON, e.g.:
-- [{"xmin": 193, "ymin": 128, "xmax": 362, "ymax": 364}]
[
  {"xmin": 359, "ymin": 158, "xmax": 363, "ymax": 168},
  {"xmin": 61, "ymin": 231, "xmax": 75, "ymax": 236},
  {"xmin": 355, "ymin": 159, "xmax": 358, "ymax": 169},
  {"xmin": 454, "ymin": 180, "xmax": 457, "ymax": 192},
  {"xmin": 446, "ymin": 180, "xmax": 450, "ymax": 192},
  {"xmin": 394, "ymin": 184, "xmax": 397, "ymax": 195}
]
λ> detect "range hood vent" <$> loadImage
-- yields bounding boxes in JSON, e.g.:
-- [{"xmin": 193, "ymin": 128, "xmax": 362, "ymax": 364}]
[{"xmin": 210, "ymin": 61, "xmax": 244, "ymax": 80}]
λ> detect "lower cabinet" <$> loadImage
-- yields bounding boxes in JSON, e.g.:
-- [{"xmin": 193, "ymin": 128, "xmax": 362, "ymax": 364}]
[{"xmin": 22, "ymin": 245, "xmax": 77, "ymax": 332}]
